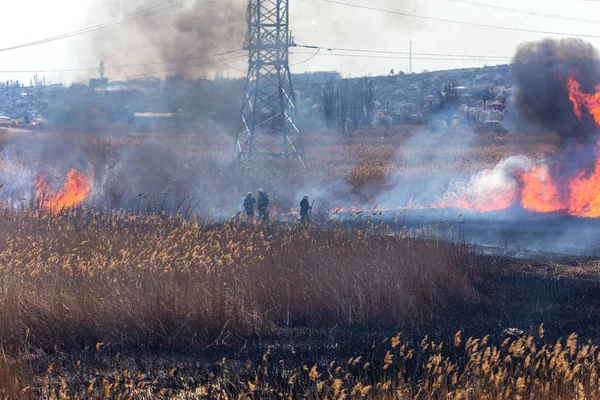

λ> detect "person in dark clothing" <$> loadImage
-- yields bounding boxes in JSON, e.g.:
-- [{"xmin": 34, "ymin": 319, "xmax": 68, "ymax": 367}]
[
  {"xmin": 257, "ymin": 189, "xmax": 270, "ymax": 221},
  {"xmin": 300, "ymin": 194, "xmax": 312, "ymax": 222},
  {"xmin": 244, "ymin": 192, "xmax": 256, "ymax": 219}
]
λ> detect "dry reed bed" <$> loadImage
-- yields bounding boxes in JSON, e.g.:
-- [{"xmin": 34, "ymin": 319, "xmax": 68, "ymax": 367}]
[
  {"xmin": 31, "ymin": 329, "xmax": 600, "ymax": 399},
  {"xmin": 0, "ymin": 357, "xmax": 29, "ymax": 400},
  {"xmin": 0, "ymin": 208, "xmax": 476, "ymax": 353}
]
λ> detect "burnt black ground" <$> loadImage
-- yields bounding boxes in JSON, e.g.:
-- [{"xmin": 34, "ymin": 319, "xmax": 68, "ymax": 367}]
[{"xmin": 314, "ymin": 208, "xmax": 600, "ymax": 255}]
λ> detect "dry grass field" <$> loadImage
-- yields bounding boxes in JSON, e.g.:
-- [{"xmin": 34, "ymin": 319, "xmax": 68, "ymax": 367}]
[
  {"xmin": 1, "ymin": 126, "xmax": 597, "ymax": 399},
  {"xmin": 0, "ymin": 208, "xmax": 477, "ymax": 354},
  {"xmin": 3, "ymin": 209, "xmax": 600, "ymax": 398}
]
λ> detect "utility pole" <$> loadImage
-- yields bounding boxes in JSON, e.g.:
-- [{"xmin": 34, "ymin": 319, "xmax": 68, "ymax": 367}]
[
  {"xmin": 233, "ymin": 0, "xmax": 305, "ymax": 166},
  {"xmin": 429, "ymin": 100, "xmax": 433, "ymax": 122},
  {"xmin": 99, "ymin": 61, "xmax": 105, "ymax": 80},
  {"xmin": 409, "ymin": 39, "xmax": 413, "ymax": 74},
  {"xmin": 425, "ymin": 95, "xmax": 434, "ymax": 123}
]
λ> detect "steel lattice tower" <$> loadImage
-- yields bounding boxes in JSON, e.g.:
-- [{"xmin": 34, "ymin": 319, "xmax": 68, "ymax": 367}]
[{"xmin": 233, "ymin": 0, "xmax": 305, "ymax": 165}]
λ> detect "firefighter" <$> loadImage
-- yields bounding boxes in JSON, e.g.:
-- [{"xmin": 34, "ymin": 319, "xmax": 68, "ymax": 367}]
[
  {"xmin": 243, "ymin": 192, "xmax": 256, "ymax": 219},
  {"xmin": 257, "ymin": 189, "xmax": 270, "ymax": 221},
  {"xmin": 300, "ymin": 194, "xmax": 312, "ymax": 222}
]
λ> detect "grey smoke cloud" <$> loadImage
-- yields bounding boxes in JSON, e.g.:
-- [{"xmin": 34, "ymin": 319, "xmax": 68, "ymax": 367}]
[
  {"xmin": 86, "ymin": 0, "xmax": 247, "ymax": 79},
  {"xmin": 510, "ymin": 38, "xmax": 600, "ymax": 146},
  {"xmin": 82, "ymin": 0, "xmax": 423, "ymax": 80}
]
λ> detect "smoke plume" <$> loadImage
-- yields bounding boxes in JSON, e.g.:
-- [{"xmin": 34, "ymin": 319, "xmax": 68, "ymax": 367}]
[
  {"xmin": 86, "ymin": 0, "xmax": 247, "ymax": 79},
  {"xmin": 511, "ymin": 38, "xmax": 600, "ymax": 146},
  {"xmin": 82, "ymin": 0, "xmax": 424, "ymax": 80}
]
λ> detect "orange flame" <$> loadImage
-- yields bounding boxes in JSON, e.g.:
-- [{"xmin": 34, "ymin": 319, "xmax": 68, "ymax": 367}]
[
  {"xmin": 450, "ymin": 191, "xmax": 516, "ymax": 213},
  {"xmin": 520, "ymin": 165, "xmax": 566, "ymax": 213},
  {"xmin": 322, "ymin": 74, "xmax": 600, "ymax": 218},
  {"xmin": 564, "ymin": 73, "xmax": 600, "ymax": 217},
  {"xmin": 459, "ymin": 74, "xmax": 600, "ymax": 217},
  {"xmin": 36, "ymin": 169, "xmax": 91, "ymax": 213},
  {"xmin": 567, "ymin": 155, "xmax": 600, "ymax": 218},
  {"xmin": 567, "ymin": 73, "xmax": 600, "ymax": 125},
  {"xmin": 27, "ymin": 74, "xmax": 600, "ymax": 219}
]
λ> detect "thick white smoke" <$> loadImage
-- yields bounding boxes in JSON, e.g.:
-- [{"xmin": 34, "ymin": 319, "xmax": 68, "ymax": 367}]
[{"xmin": 441, "ymin": 155, "xmax": 533, "ymax": 210}]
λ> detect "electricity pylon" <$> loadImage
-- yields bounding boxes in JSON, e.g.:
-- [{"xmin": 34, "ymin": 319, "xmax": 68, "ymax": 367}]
[{"xmin": 233, "ymin": 0, "xmax": 305, "ymax": 166}]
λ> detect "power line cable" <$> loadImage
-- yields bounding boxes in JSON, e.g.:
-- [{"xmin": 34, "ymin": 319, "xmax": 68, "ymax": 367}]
[
  {"xmin": 214, "ymin": 55, "xmax": 247, "ymax": 73},
  {"xmin": 0, "ymin": 50, "xmax": 509, "ymax": 87},
  {"xmin": 95, "ymin": 54, "xmax": 248, "ymax": 82},
  {"xmin": 447, "ymin": 0, "xmax": 600, "ymax": 25},
  {"xmin": 292, "ymin": 50, "xmax": 510, "ymax": 62},
  {"xmin": 0, "ymin": 0, "xmax": 195, "ymax": 53},
  {"xmin": 0, "ymin": 48, "xmax": 506, "ymax": 77},
  {"xmin": 102, "ymin": 49, "xmax": 244, "ymax": 71},
  {"xmin": 0, "ymin": 67, "xmax": 100, "ymax": 74},
  {"xmin": 291, "ymin": 48, "xmax": 322, "ymax": 66},
  {"xmin": 0, "ymin": 46, "xmax": 510, "ymax": 74},
  {"xmin": 297, "ymin": 44, "xmax": 511, "ymax": 59},
  {"xmin": 0, "ymin": 49, "xmax": 245, "ymax": 74},
  {"xmin": 0, "ymin": 53, "xmax": 247, "ymax": 89},
  {"xmin": 319, "ymin": 0, "xmax": 600, "ymax": 39}
]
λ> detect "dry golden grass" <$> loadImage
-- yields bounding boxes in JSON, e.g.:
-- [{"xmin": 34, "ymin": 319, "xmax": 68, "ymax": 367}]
[
  {"xmin": 0, "ymin": 207, "xmax": 476, "ymax": 353},
  {"xmin": 0, "ymin": 357, "xmax": 31, "ymax": 400},
  {"xmin": 303, "ymin": 129, "xmax": 559, "ymax": 188}
]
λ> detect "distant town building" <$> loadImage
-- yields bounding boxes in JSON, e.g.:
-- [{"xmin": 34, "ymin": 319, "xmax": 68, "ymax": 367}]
[
  {"xmin": 89, "ymin": 78, "xmax": 109, "ymax": 89},
  {"xmin": 487, "ymin": 100, "xmax": 504, "ymax": 111}
]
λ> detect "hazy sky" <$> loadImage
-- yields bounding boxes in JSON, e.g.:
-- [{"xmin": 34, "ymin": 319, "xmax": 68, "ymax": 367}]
[{"xmin": 1, "ymin": 0, "xmax": 600, "ymax": 84}]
